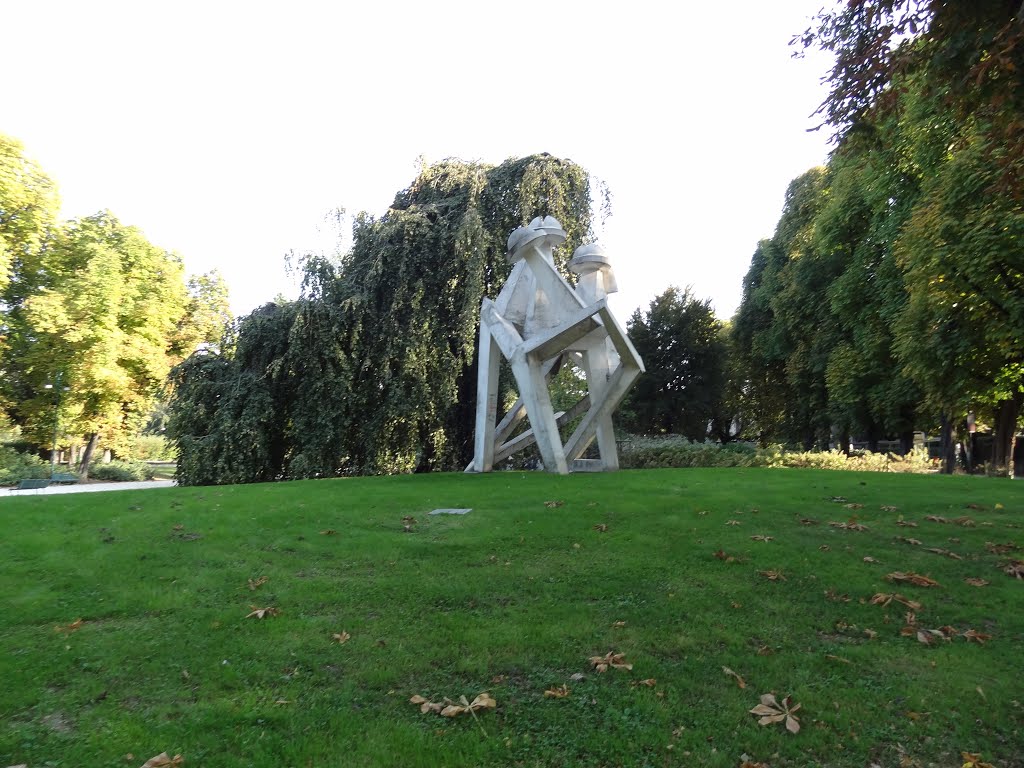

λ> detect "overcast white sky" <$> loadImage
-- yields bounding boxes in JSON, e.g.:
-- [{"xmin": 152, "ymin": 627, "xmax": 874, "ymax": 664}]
[{"xmin": 2, "ymin": 1, "xmax": 835, "ymax": 323}]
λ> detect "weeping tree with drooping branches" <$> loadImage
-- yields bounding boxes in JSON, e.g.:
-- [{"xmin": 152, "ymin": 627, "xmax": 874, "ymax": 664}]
[{"xmin": 168, "ymin": 154, "xmax": 601, "ymax": 484}]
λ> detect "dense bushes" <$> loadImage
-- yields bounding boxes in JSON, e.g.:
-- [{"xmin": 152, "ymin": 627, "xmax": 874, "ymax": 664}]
[
  {"xmin": 619, "ymin": 436, "xmax": 933, "ymax": 473},
  {"xmin": 0, "ymin": 446, "xmax": 49, "ymax": 485},
  {"xmin": 88, "ymin": 460, "xmax": 154, "ymax": 482}
]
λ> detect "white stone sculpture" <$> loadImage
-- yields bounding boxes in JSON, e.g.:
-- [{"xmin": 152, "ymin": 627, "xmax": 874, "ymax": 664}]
[{"xmin": 466, "ymin": 216, "xmax": 644, "ymax": 474}]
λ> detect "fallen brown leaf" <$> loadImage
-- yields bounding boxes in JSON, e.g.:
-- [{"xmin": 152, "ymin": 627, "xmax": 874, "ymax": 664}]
[
  {"xmin": 247, "ymin": 576, "xmax": 268, "ymax": 591},
  {"xmin": 319, "ymin": 529, "xmax": 337, "ymax": 536},
  {"xmin": 986, "ymin": 541, "xmax": 1021, "ymax": 555},
  {"xmin": 140, "ymin": 754, "xmax": 184, "ymax": 768},
  {"xmin": 800, "ymin": 517, "xmax": 819, "ymax": 525},
  {"xmin": 332, "ymin": 631, "xmax": 351, "ymax": 644},
  {"xmin": 544, "ymin": 684, "xmax": 570, "ymax": 698},
  {"xmin": 886, "ymin": 572, "xmax": 941, "ymax": 588},
  {"xmin": 401, "ymin": 515, "xmax": 417, "ymax": 524},
  {"xmin": 895, "ymin": 536, "xmax": 922, "ymax": 546},
  {"xmin": 825, "ymin": 654, "xmax": 852, "ymax": 664},
  {"xmin": 750, "ymin": 535, "xmax": 774, "ymax": 542},
  {"xmin": 55, "ymin": 618, "xmax": 84, "ymax": 634},
  {"xmin": 589, "ymin": 651, "xmax": 632, "ymax": 672},
  {"xmin": 544, "ymin": 500, "xmax": 564, "ymax": 508},
  {"xmin": 844, "ymin": 503, "xmax": 864, "ymax": 510},
  {"xmin": 246, "ymin": 606, "xmax": 280, "ymax": 619},
  {"xmin": 863, "ymin": 556, "xmax": 880, "ymax": 564},
  {"xmin": 964, "ymin": 578, "xmax": 990, "ymax": 587},
  {"xmin": 758, "ymin": 569, "xmax": 786, "ymax": 581},
  {"xmin": 961, "ymin": 751, "xmax": 996, "ymax": 768},
  {"xmin": 923, "ymin": 547, "xmax": 963, "ymax": 560},
  {"xmin": 726, "ymin": 520, "xmax": 742, "ymax": 526},
  {"xmin": 611, "ymin": 620, "xmax": 627, "ymax": 628},
  {"xmin": 896, "ymin": 518, "xmax": 918, "ymax": 527},
  {"xmin": 819, "ymin": 544, "xmax": 831, "ymax": 551},
  {"xmin": 880, "ymin": 505, "xmax": 899, "ymax": 512},
  {"xmin": 870, "ymin": 593, "xmax": 923, "ymax": 611},
  {"xmin": 722, "ymin": 666, "xmax": 746, "ymax": 688},
  {"xmin": 749, "ymin": 693, "xmax": 801, "ymax": 734},
  {"xmin": 925, "ymin": 515, "xmax": 948, "ymax": 523},
  {"xmin": 953, "ymin": 516, "xmax": 976, "ymax": 527},
  {"xmin": 593, "ymin": 523, "xmax": 609, "ymax": 532},
  {"xmin": 829, "ymin": 521, "xmax": 869, "ymax": 531},
  {"xmin": 962, "ymin": 629, "xmax": 993, "ymax": 644}
]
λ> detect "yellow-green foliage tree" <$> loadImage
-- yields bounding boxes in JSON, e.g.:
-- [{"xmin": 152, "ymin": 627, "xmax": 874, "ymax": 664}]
[{"xmin": 16, "ymin": 212, "xmax": 190, "ymax": 476}]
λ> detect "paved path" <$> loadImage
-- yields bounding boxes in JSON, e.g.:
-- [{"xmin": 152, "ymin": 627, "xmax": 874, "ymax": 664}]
[{"xmin": 1, "ymin": 480, "xmax": 176, "ymax": 497}]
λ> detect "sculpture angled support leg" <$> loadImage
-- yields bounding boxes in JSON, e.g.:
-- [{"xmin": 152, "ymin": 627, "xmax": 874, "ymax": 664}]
[{"xmin": 510, "ymin": 350, "xmax": 569, "ymax": 474}]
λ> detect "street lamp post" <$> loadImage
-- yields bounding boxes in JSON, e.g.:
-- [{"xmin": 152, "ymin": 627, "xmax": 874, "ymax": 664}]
[{"xmin": 44, "ymin": 371, "xmax": 70, "ymax": 480}]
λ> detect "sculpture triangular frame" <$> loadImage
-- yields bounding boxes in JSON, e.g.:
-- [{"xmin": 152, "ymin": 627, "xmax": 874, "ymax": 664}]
[{"xmin": 466, "ymin": 217, "xmax": 644, "ymax": 474}]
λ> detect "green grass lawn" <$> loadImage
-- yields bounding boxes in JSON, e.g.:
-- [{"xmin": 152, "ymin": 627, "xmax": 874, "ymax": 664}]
[{"xmin": 1, "ymin": 468, "xmax": 1022, "ymax": 767}]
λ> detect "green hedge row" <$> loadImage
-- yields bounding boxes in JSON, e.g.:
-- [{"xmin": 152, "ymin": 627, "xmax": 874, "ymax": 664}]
[{"xmin": 619, "ymin": 437, "xmax": 934, "ymax": 473}]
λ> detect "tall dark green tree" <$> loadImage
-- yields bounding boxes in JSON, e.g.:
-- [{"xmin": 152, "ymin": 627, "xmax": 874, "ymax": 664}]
[{"xmin": 621, "ymin": 287, "xmax": 726, "ymax": 441}]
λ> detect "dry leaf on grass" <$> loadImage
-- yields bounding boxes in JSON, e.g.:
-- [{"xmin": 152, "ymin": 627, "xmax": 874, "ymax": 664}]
[
  {"xmin": 895, "ymin": 536, "xmax": 922, "ymax": 546},
  {"xmin": 925, "ymin": 515, "xmax": 948, "ymax": 523},
  {"xmin": 611, "ymin": 620, "xmax": 627, "ymax": 628},
  {"xmin": 819, "ymin": 544, "xmax": 831, "ymax": 551},
  {"xmin": 140, "ymin": 754, "xmax": 184, "ymax": 768},
  {"xmin": 633, "ymin": 678, "xmax": 657, "ymax": 687},
  {"xmin": 829, "ymin": 496, "xmax": 848, "ymax": 503},
  {"xmin": 829, "ymin": 521, "xmax": 869, "ymax": 531},
  {"xmin": 1002, "ymin": 560, "xmax": 1024, "ymax": 578},
  {"xmin": 886, "ymin": 572, "xmax": 941, "ymax": 587},
  {"xmin": 914, "ymin": 627, "xmax": 957, "ymax": 645},
  {"xmin": 825, "ymin": 654, "xmax": 852, "ymax": 664},
  {"xmin": 964, "ymin": 578, "xmax": 990, "ymax": 587},
  {"xmin": 986, "ymin": 541, "xmax": 1021, "ymax": 555},
  {"xmin": 714, "ymin": 549, "xmax": 744, "ymax": 563},
  {"xmin": 749, "ymin": 693, "xmax": 801, "ymax": 734},
  {"xmin": 825, "ymin": 588, "xmax": 851, "ymax": 602},
  {"xmin": 870, "ymin": 593, "xmax": 923, "ymax": 611},
  {"xmin": 544, "ymin": 500, "xmax": 564, "ymax": 508},
  {"xmin": 844, "ymin": 503, "xmax": 864, "ymax": 510},
  {"xmin": 750, "ymin": 535, "xmax": 774, "ymax": 542},
  {"xmin": 593, "ymin": 523, "xmax": 609, "ymax": 532},
  {"xmin": 758, "ymin": 569, "xmax": 786, "ymax": 581},
  {"xmin": 800, "ymin": 517, "xmax": 819, "ymax": 525},
  {"xmin": 410, "ymin": 692, "xmax": 497, "ymax": 717},
  {"xmin": 962, "ymin": 629, "xmax": 993, "ymax": 644},
  {"xmin": 319, "ymin": 529, "xmax": 337, "ymax": 536},
  {"xmin": 589, "ymin": 651, "xmax": 632, "ymax": 672},
  {"xmin": 961, "ymin": 752, "xmax": 996, "ymax": 768},
  {"xmin": 880, "ymin": 505, "xmax": 899, "ymax": 512},
  {"xmin": 401, "ymin": 515, "xmax": 417, "ymax": 524},
  {"xmin": 923, "ymin": 547, "xmax": 962, "ymax": 560},
  {"xmin": 722, "ymin": 666, "xmax": 746, "ymax": 688},
  {"xmin": 954, "ymin": 516, "xmax": 976, "ymax": 527},
  {"xmin": 246, "ymin": 606, "xmax": 280, "ymax": 619},
  {"xmin": 247, "ymin": 576, "xmax": 268, "ymax": 591},
  {"xmin": 726, "ymin": 520, "xmax": 742, "ymax": 526},
  {"xmin": 896, "ymin": 518, "xmax": 918, "ymax": 527},
  {"xmin": 544, "ymin": 684, "xmax": 570, "ymax": 698},
  {"xmin": 55, "ymin": 618, "xmax": 84, "ymax": 634},
  {"xmin": 863, "ymin": 556, "xmax": 880, "ymax": 564},
  {"xmin": 332, "ymin": 631, "xmax": 351, "ymax": 644}
]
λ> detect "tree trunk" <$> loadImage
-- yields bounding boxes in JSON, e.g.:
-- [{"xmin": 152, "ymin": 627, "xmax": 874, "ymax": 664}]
[
  {"xmin": 939, "ymin": 415, "xmax": 957, "ymax": 475},
  {"xmin": 992, "ymin": 391, "xmax": 1023, "ymax": 474},
  {"xmin": 78, "ymin": 432, "xmax": 100, "ymax": 480},
  {"xmin": 899, "ymin": 430, "xmax": 914, "ymax": 456}
]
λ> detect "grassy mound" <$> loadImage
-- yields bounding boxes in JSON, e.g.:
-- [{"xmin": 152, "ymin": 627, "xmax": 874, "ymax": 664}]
[{"xmin": 1, "ymin": 469, "xmax": 1021, "ymax": 767}]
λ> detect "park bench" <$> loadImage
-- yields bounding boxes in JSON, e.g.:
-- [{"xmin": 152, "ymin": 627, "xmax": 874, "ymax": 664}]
[
  {"xmin": 15, "ymin": 478, "xmax": 50, "ymax": 490},
  {"xmin": 50, "ymin": 472, "xmax": 79, "ymax": 484}
]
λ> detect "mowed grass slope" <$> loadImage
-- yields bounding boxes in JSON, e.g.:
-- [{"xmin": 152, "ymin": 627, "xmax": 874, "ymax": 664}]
[{"xmin": 1, "ymin": 469, "xmax": 1022, "ymax": 767}]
